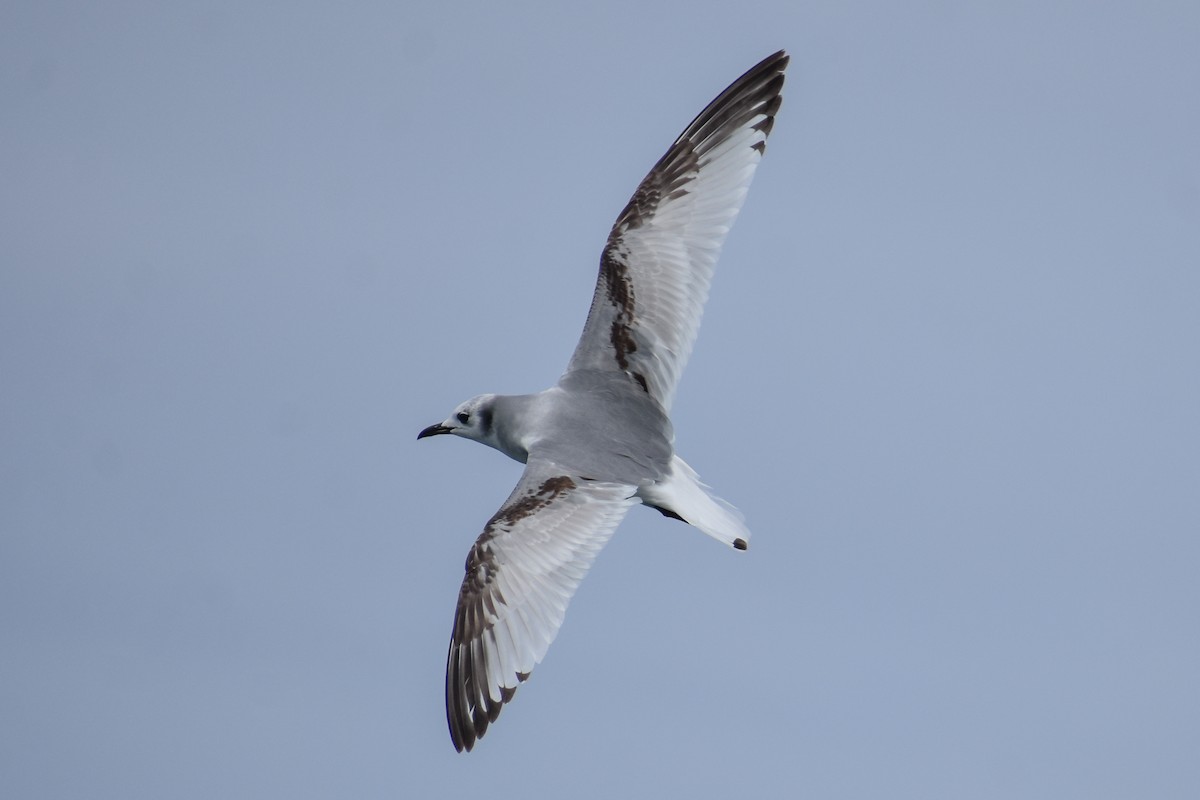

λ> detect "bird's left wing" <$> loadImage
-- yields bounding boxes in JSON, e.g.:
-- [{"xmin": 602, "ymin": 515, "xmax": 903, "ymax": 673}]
[
  {"xmin": 564, "ymin": 51, "xmax": 787, "ymax": 410},
  {"xmin": 446, "ymin": 457, "xmax": 637, "ymax": 752}
]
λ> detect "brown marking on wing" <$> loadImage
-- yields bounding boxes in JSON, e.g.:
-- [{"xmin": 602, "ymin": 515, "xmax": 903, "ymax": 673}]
[
  {"xmin": 453, "ymin": 479, "xmax": 576, "ymax": 623},
  {"xmin": 447, "ymin": 474, "xmax": 585, "ymax": 750},
  {"xmin": 488, "ymin": 476, "xmax": 576, "ymax": 529},
  {"xmin": 455, "ymin": 475, "xmax": 578, "ymax": 639},
  {"xmin": 597, "ymin": 133, "xmax": 703, "ymax": 392},
  {"xmin": 612, "ymin": 146, "xmax": 700, "ymax": 232},
  {"xmin": 600, "ymin": 250, "xmax": 639, "ymax": 373},
  {"xmin": 613, "ymin": 169, "xmax": 660, "ymax": 232}
]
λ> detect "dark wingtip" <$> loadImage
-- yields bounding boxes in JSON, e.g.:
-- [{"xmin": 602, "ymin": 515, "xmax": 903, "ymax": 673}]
[{"xmin": 733, "ymin": 538, "xmax": 748, "ymax": 551}]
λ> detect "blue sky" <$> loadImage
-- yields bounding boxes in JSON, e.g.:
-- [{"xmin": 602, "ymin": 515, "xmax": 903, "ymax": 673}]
[{"xmin": 2, "ymin": 2, "xmax": 1198, "ymax": 797}]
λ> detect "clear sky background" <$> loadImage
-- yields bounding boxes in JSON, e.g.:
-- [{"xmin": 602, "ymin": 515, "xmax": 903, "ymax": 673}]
[{"xmin": 3, "ymin": 2, "xmax": 1198, "ymax": 798}]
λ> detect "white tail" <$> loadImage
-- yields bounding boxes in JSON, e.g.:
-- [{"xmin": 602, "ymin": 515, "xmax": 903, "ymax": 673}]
[{"xmin": 637, "ymin": 455, "xmax": 750, "ymax": 550}]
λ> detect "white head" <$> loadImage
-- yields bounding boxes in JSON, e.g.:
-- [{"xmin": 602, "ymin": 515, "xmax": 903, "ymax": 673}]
[{"xmin": 417, "ymin": 394, "xmax": 498, "ymax": 446}]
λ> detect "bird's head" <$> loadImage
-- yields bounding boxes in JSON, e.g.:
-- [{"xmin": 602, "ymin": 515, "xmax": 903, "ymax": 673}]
[{"xmin": 418, "ymin": 394, "xmax": 497, "ymax": 446}]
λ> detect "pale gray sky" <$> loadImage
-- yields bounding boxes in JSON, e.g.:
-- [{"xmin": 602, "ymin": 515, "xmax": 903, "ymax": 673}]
[{"xmin": 3, "ymin": 2, "xmax": 1199, "ymax": 798}]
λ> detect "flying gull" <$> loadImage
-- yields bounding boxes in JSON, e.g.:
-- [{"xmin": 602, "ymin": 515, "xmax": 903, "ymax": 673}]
[{"xmin": 419, "ymin": 50, "xmax": 788, "ymax": 752}]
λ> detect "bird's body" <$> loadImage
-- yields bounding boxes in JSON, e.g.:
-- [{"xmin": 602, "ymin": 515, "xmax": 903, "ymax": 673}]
[
  {"xmin": 467, "ymin": 370, "xmax": 674, "ymax": 481},
  {"xmin": 419, "ymin": 50, "xmax": 789, "ymax": 751}
]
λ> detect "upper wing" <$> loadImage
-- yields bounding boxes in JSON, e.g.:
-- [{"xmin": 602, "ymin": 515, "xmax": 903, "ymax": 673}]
[
  {"xmin": 445, "ymin": 458, "xmax": 637, "ymax": 752},
  {"xmin": 564, "ymin": 51, "xmax": 788, "ymax": 410}
]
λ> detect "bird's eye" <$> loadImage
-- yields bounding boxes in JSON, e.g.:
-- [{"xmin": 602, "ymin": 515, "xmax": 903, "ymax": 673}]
[{"xmin": 456, "ymin": 412, "xmax": 470, "ymax": 424}]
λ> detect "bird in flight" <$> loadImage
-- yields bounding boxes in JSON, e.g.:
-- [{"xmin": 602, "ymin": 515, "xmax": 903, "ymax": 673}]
[{"xmin": 419, "ymin": 50, "xmax": 788, "ymax": 752}]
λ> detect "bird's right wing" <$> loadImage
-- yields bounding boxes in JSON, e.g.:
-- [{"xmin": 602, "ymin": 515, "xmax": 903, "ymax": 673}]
[
  {"xmin": 565, "ymin": 51, "xmax": 787, "ymax": 410},
  {"xmin": 445, "ymin": 457, "xmax": 637, "ymax": 752}
]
